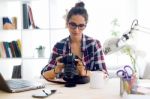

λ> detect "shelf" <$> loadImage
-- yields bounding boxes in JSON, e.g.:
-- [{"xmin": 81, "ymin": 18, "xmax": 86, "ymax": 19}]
[
  {"xmin": 0, "ymin": 0, "xmax": 38, "ymax": 2},
  {"xmin": 0, "ymin": 0, "xmax": 50, "ymax": 77},
  {"xmin": 0, "ymin": 29, "xmax": 22, "ymax": 32},
  {"xmin": 21, "ymin": 58, "xmax": 49, "ymax": 60},
  {"xmin": 0, "ymin": 0, "xmax": 76, "ymax": 79},
  {"xmin": 0, "ymin": 0, "xmax": 20, "ymax": 2},
  {"xmin": 0, "ymin": 58, "xmax": 21, "ymax": 60}
]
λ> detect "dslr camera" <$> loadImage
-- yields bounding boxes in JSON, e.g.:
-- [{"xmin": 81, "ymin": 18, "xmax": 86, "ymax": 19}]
[{"xmin": 59, "ymin": 53, "xmax": 79, "ymax": 87}]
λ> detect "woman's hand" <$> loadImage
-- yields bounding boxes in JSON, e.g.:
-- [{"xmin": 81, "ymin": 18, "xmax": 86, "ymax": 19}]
[
  {"xmin": 75, "ymin": 59, "xmax": 86, "ymax": 76},
  {"xmin": 56, "ymin": 56, "xmax": 64, "ymax": 67},
  {"xmin": 102, "ymin": 70, "xmax": 109, "ymax": 79},
  {"xmin": 42, "ymin": 56, "xmax": 65, "ymax": 80},
  {"xmin": 54, "ymin": 56, "xmax": 64, "ymax": 74}
]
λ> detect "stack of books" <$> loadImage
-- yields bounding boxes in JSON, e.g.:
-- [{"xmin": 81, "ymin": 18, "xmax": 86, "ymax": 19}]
[
  {"xmin": 0, "ymin": 39, "xmax": 22, "ymax": 58},
  {"xmin": 23, "ymin": 3, "xmax": 39, "ymax": 29},
  {"xmin": 2, "ymin": 17, "xmax": 17, "ymax": 30}
]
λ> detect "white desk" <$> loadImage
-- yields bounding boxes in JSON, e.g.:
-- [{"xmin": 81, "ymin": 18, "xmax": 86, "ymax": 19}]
[{"xmin": 0, "ymin": 78, "xmax": 121, "ymax": 99}]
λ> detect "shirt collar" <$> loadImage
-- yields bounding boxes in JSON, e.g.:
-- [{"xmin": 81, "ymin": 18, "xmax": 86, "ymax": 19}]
[{"xmin": 67, "ymin": 34, "xmax": 86, "ymax": 54}]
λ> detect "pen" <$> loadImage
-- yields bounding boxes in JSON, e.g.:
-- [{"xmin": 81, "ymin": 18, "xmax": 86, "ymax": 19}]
[
  {"xmin": 42, "ymin": 90, "xmax": 49, "ymax": 96},
  {"xmin": 123, "ymin": 80, "xmax": 131, "ymax": 94}
]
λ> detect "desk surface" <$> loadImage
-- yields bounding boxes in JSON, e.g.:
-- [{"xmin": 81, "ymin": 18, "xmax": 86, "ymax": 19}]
[{"xmin": 0, "ymin": 78, "xmax": 121, "ymax": 99}]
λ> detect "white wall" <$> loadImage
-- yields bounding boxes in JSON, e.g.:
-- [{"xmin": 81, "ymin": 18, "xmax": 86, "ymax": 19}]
[
  {"xmin": 49, "ymin": 0, "xmax": 138, "ymax": 70},
  {"xmin": 81, "ymin": 0, "xmax": 137, "ymax": 69},
  {"xmin": 137, "ymin": 0, "xmax": 150, "ymax": 61},
  {"xmin": 83, "ymin": 0, "xmax": 137, "ymax": 43},
  {"xmin": 49, "ymin": 0, "xmax": 149, "ymax": 78},
  {"xmin": 2, "ymin": 0, "xmax": 150, "ymax": 79}
]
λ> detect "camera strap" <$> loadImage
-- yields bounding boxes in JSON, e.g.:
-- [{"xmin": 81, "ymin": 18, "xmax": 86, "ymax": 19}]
[{"xmin": 67, "ymin": 37, "xmax": 88, "ymax": 77}]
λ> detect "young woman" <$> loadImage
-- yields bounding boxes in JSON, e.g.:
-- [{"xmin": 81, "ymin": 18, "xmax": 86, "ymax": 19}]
[{"xmin": 41, "ymin": 1, "xmax": 107, "ymax": 84}]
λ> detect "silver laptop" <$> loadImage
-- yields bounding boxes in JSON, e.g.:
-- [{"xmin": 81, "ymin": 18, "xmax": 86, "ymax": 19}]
[{"xmin": 0, "ymin": 73, "xmax": 45, "ymax": 93}]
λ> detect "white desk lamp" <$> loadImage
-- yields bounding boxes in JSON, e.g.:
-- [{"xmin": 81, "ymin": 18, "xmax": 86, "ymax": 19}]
[{"xmin": 103, "ymin": 19, "xmax": 150, "ymax": 55}]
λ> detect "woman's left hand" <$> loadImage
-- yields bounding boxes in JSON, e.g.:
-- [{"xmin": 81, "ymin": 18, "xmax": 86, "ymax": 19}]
[
  {"xmin": 75, "ymin": 59, "xmax": 86, "ymax": 75},
  {"xmin": 102, "ymin": 70, "xmax": 109, "ymax": 79}
]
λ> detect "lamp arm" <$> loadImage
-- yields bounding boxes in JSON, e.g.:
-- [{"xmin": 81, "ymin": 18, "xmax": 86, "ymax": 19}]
[
  {"xmin": 103, "ymin": 19, "xmax": 150, "ymax": 55},
  {"xmin": 118, "ymin": 19, "xmax": 150, "ymax": 47},
  {"xmin": 134, "ymin": 25, "xmax": 150, "ymax": 35}
]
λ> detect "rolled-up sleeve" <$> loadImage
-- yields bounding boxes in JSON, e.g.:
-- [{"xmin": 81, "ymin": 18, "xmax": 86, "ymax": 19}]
[
  {"xmin": 41, "ymin": 47, "xmax": 59, "ymax": 75},
  {"xmin": 94, "ymin": 40, "xmax": 107, "ymax": 72}
]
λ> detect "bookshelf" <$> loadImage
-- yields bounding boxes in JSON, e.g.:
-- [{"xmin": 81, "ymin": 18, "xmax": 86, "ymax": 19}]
[
  {"xmin": 0, "ymin": 0, "xmax": 50, "ymax": 79},
  {"xmin": 0, "ymin": 0, "xmax": 79, "ymax": 79}
]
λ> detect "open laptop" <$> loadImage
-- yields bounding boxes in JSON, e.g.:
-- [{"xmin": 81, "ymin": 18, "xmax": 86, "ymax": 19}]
[{"xmin": 0, "ymin": 73, "xmax": 45, "ymax": 93}]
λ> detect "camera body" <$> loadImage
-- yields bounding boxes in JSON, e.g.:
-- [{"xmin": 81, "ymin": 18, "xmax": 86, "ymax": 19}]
[
  {"xmin": 59, "ymin": 54, "xmax": 79, "ymax": 87},
  {"xmin": 59, "ymin": 54, "xmax": 78, "ymax": 80}
]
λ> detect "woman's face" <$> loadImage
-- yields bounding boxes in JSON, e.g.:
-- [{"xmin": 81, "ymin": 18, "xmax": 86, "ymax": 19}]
[{"xmin": 67, "ymin": 15, "xmax": 86, "ymax": 38}]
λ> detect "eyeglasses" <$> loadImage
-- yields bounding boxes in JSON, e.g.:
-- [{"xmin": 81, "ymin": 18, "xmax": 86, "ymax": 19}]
[{"xmin": 68, "ymin": 22, "xmax": 86, "ymax": 30}]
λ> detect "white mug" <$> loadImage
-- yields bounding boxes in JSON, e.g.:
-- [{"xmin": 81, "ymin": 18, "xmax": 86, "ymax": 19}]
[{"xmin": 90, "ymin": 71, "xmax": 107, "ymax": 89}]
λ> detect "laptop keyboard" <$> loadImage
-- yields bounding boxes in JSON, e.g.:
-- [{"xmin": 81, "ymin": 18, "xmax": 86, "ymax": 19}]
[{"xmin": 6, "ymin": 79, "xmax": 33, "ymax": 89}]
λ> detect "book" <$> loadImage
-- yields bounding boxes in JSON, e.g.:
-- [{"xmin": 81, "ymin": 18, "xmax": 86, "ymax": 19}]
[
  {"xmin": 22, "ymin": 3, "xmax": 30, "ymax": 29},
  {"xmin": 0, "ymin": 49, "xmax": 2, "ymax": 58},
  {"xmin": 3, "ymin": 42, "xmax": 10, "ymax": 58},
  {"xmin": 28, "ymin": 5, "xmax": 39, "ymax": 29},
  {"xmin": 12, "ymin": 17, "xmax": 17, "ymax": 29},
  {"xmin": 0, "ymin": 42, "xmax": 6, "ymax": 58},
  {"xmin": 12, "ymin": 65, "xmax": 22, "ymax": 78},
  {"xmin": 16, "ymin": 39, "xmax": 22, "ymax": 52},
  {"xmin": 9, "ymin": 42, "xmax": 16, "ymax": 57},
  {"xmin": 0, "ymin": 43, "xmax": 3, "ymax": 58},
  {"xmin": 12, "ymin": 41, "xmax": 21, "ymax": 57},
  {"xmin": 28, "ymin": 5, "xmax": 36, "ymax": 29},
  {"xmin": 22, "ymin": 3, "xmax": 39, "ymax": 29},
  {"xmin": 0, "ymin": 40, "xmax": 22, "ymax": 58},
  {"xmin": 2, "ymin": 17, "xmax": 17, "ymax": 30}
]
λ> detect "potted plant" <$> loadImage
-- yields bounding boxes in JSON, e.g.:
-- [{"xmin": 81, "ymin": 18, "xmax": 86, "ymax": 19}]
[{"xmin": 36, "ymin": 45, "xmax": 45, "ymax": 58}]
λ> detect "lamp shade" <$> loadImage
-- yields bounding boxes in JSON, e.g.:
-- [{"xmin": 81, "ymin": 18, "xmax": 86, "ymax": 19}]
[{"xmin": 103, "ymin": 37, "xmax": 125, "ymax": 55}]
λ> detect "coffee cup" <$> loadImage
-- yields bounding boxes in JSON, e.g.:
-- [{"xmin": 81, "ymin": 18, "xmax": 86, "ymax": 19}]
[{"xmin": 90, "ymin": 71, "xmax": 107, "ymax": 89}]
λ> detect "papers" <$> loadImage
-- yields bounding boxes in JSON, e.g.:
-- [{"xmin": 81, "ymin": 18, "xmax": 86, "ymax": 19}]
[
  {"xmin": 124, "ymin": 94, "xmax": 150, "ymax": 99},
  {"xmin": 136, "ymin": 81, "xmax": 150, "ymax": 95},
  {"xmin": 138, "ymin": 82, "xmax": 150, "ymax": 88}
]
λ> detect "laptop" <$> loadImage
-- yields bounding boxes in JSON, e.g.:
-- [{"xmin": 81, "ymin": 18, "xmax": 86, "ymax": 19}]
[{"xmin": 0, "ymin": 73, "xmax": 45, "ymax": 93}]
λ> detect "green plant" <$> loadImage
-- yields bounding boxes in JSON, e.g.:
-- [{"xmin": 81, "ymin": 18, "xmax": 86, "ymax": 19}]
[
  {"xmin": 121, "ymin": 46, "xmax": 137, "ymax": 72},
  {"xmin": 36, "ymin": 45, "xmax": 45, "ymax": 58},
  {"xmin": 36, "ymin": 45, "xmax": 45, "ymax": 50},
  {"xmin": 110, "ymin": 18, "xmax": 120, "ymax": 37}
]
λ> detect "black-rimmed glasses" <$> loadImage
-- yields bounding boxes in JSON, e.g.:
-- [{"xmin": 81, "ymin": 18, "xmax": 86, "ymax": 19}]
[{"xmin": 68, "ymin": 22, "xmax": 86, "ymax": 30}]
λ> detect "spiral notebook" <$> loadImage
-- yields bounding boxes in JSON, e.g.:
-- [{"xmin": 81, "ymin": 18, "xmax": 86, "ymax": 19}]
[{"xmin": 0, "ymin": 73, "xmax": 45, "ymax": 93}]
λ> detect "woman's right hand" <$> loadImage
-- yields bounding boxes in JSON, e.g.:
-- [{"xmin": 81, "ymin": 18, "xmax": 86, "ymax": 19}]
[
  {"xmin": 56, "ymin": 56, "xmax": 64, "ymax": 68},
  {"xmin": 42, "ymin": 56, "xmax": 65, "ymax": 80},
  {"xmin": 54, "ymin": 56, "xmax": 64, "ymax": 73}
]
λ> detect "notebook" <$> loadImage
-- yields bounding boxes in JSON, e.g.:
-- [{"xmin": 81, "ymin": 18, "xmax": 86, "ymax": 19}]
[{"xmin": 0, "ymin": 73, "xmax": 45, "ymax": 93}]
